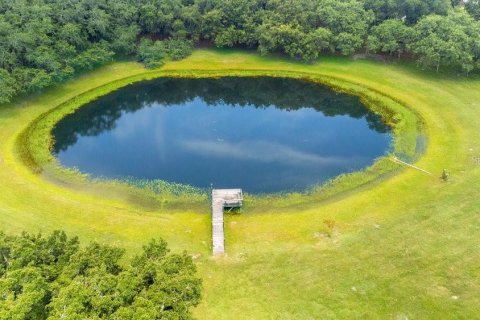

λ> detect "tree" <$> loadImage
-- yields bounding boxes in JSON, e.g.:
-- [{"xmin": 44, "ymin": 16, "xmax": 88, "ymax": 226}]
[
  {"xmin": 70, "ymin": 42, "xmax": 114, "ymax": 72},
  {"xmin": 363, "ymin": 0, "xmax": 452, "ymax": 23},
  {"xmin": 137, "ymin": 39, "xmax": 167, "ymax": 68},
  {"xmin": 362, "ymin": 0, "xmax": 401, "ymax": 21},
  {"xmin": 0, "ymin": 69, "xmax": 16, "ymax": 104},
  {"xmin": 0, "ymin": 231, "xmax": 202, "ymax": 319},
  {"xmin": 408, "ymin": 11, "xmax": 478, "ymax": 72},
  {"xmin": 198, "ymin": 0, "xmax": 261, "ymax": 48},
  {"xmin": 137, "ymin": 0, "xmax": 190, "ymax": 36},
  {"xmin": 465, "ymin": 0, "xmax": 480, "ymax": 20},
  {"xmin": 316, "ymin": 0, "xmax": 374, "ymax": 55},
  {"xmin": 111, "ymin": 25, "xmax": 141, "ymax": 56},
  {"xmin": 162, "ymin": 39, "xmax": 194, "ymax": 60},
  {"xmin": 367, "ymin": 19, "xmax": 411, "ymax": 57},
  {"xmin": 0, "ymin": 267, "xmax": 49, "ymax": 319},
  {"xmin": 401, "ymin": 0, "xmax": 452, "ymax": 23},
  {"xmin": 12, "ymin": 67, "xmax": 53, "ymax": 94}
]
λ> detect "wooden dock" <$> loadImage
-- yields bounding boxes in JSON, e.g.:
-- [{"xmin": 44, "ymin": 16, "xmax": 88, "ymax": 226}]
[{"xmin": 211, "ymin": 189, "xmax": 243, "ymax": 255}]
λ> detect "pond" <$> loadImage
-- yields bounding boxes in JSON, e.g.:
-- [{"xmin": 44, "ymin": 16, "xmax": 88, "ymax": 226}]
[{"xmin": 52, "ymin": 77, "xmax": 392, "ymax": 194}]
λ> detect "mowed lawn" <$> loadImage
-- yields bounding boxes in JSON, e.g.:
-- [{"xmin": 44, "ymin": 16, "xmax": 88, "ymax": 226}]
[{"xmin": 1, "ymin": 49, "xmax": 480, "ymax": 319}]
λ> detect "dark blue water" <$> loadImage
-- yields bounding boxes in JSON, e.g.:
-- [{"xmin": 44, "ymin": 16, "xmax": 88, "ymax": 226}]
[{"xmin": 52, "ymin": 77, "xmax": 392, "ymax": 194}]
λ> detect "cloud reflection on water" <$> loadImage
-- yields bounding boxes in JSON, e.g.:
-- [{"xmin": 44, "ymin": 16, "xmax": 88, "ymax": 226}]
[{"xmin": 178, "ymin": 139, "xmax": 351, "ymax": 166}]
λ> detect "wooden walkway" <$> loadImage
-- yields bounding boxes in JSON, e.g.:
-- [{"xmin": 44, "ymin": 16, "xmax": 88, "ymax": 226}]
[{"xmin": 211, "ymin": 189, "xmax": 243, "ymax": 255}]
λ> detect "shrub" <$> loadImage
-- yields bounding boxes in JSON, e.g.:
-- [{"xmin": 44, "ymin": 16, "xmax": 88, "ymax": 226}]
[{"xmin": 137, "ymin": 39, "xmax": 166, "ymax": 69}]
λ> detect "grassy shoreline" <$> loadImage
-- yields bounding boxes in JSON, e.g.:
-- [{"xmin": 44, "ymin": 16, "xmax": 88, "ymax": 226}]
[
  {"xmin": 17, "ymin": 69, "xmax": 420, "ymax": 211},
  {"xmin": 1, "ymin": 49, "xmax": 480, "ymax": 318}
]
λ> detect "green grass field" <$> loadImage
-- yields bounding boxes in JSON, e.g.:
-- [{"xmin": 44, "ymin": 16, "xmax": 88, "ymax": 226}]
[{"xmin": 1, "ymin": 49, "xmax": 480, "ymax": 319}]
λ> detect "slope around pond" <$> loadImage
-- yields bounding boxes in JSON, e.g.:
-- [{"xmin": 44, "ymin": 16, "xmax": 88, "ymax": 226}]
[{"xmin": 1, "ymin": 49, "xmax": 479, "ymax": 318}]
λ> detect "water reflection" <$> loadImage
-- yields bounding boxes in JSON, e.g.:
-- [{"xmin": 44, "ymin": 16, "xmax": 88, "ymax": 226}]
[
  {"xmin": 177, "ymin": 139, "xmax": 349, "ymax": 165},
  {"xmin": 53, "ymin": 77, "xmax": 392, "ymax": 193}
]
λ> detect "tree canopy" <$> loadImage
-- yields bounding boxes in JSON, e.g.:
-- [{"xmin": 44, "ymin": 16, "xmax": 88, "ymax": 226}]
[
  {"xmin": 409, "ymin": 10, "xmax": 480, "ymax": 72},
  {"xmin": 1, "ymin": 0, "xmax": 480, "ymax": 104},
  {"xmin": 0, "ymin": 231, "xmax": 201, "ymax": 319}
]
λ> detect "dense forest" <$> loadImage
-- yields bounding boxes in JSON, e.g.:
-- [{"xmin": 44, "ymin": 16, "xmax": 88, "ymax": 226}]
[
  {"xmin": 1, "ymin": 0, "xmax": 480, "ymax": 104},
  {"xmin": 0, "ymin": 231, "xmax": 201, "ymax": 319}
]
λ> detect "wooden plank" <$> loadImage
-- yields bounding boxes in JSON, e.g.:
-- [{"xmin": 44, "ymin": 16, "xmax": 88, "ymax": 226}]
[
  {"xmin": 391, "ymin": 156, "xmax": 432, "ymax": 175},
  {"xmin": 211, "ymin": 189, "xmax": 243, "ymax": 255}
]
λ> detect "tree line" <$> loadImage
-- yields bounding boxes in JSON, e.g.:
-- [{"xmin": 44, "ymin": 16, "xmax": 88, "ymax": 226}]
[
  {"xmin": 1, "ymin": 0, "xmax": 480, "ymax": 104},
  {"xmin": 0, "ymin": 230, "xmax": 201, "ymax": 319}
]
